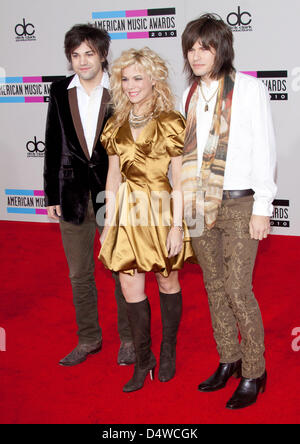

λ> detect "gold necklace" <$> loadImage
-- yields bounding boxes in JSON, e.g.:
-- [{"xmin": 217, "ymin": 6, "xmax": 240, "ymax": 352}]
[
  {"xmin": 199, "ymin": 81, "xmax": 219, "ymax": 112},
  {"xmin": 129, "ymin": 109, "xmax": 153, "ymax": 129}
]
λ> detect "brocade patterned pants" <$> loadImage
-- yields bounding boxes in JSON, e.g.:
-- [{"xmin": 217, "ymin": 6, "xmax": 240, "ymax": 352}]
[{"xmin": 192, "ymin": 196, "xmax": 265, "ymax": 379}]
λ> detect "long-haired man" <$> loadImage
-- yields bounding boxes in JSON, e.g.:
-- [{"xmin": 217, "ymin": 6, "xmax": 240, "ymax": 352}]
[{"xmin": 181, "ymin": 14, "xmax": 277, "ymax": 409}]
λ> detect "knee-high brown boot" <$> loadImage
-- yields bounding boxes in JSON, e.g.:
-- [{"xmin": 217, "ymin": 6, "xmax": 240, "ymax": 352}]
[
  {"xmin": 159, "ymin": 290, "xmax": 182, "ymax": 382},
  {"xmin": 123, "ymin": 299, "xmax": 156, "ymax": 393}
]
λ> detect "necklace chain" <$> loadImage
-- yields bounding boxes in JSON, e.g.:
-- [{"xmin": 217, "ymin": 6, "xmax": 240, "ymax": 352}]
[
  {"xmin": 129, "ymin": 109, "xmax": 153, "ymax": 129},
  {"xmin": 199, "ymin": 81, "xmax": 219, "ymax": 112}
]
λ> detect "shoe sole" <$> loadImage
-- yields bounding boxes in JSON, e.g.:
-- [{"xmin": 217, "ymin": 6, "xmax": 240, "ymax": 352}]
[
  {"xmin": 226, "ymin": 388, "xmax": 266, "ymax": 410},
  {"xmin": 198, "ymin": 372, "xmax": 242, "ymax": 392},
  {"xmin": 123, "ymin": 385, "xmax": 144, "ymax": 393},
  {"xmin": 226, "ymin": 400, "xmax": 257, "ymax": 410},
  {"xmin": 158, "ymin": 372, "xmax": 176, "ymax": 383},
  {"xmin": 118, "ymin": 361, "xmax": 136, "ymax": 366}
]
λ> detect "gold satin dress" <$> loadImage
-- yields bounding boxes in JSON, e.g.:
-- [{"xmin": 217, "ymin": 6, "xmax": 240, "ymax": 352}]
[{"xmin": 99, "ymin": 110, "xmax": 194, "ymax": 277}]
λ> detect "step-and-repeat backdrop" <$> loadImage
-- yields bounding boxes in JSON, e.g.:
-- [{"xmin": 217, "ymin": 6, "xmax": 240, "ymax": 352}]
[{"xmin": 1, "ymin": 0, "xmax": 299, "ymax": 235}]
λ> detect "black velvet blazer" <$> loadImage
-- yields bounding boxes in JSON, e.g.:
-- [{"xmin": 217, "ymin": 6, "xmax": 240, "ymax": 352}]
[{"xmin": 44, "ymin": 75, "xmax": 112, "ymax": 225}]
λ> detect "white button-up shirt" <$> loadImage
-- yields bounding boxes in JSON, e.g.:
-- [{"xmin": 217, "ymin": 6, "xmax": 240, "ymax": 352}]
[
  {"xmin": 68, "ymin": 71, "xmax": 110, "ymax": 157},
  {"xmin": 181, "ymin": 72, "xmax": 277, "ymax": 216}
]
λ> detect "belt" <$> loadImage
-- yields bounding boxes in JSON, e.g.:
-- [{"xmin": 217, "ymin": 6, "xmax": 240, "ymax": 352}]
[{"xmin": 222, "ymin": 189, "xmax": 254, "ymax": 200}]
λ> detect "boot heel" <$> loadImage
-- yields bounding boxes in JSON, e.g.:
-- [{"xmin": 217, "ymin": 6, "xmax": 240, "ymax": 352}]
[
  {"xmin": 150, "ymin": 366, "xmax": 155, "ymax": 381},
  {"xmin": 259, "ymin": 379, "xmax": 267, "ymax": 394}
]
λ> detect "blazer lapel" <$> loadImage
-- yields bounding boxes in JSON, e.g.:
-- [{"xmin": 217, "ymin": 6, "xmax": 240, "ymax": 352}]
[
  {"xmin": 68, "ymin": 87, "xmax": 90, "ymax": 160},
  {"xmin": 91, "ymin": 88, "xmax": 110, "ymax": 154}
]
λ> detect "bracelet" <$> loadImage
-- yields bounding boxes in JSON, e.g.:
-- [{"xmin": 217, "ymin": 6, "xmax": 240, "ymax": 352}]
[{"xmin": 171, "ymin": 225, "xmax": 184, "ymax": 233}]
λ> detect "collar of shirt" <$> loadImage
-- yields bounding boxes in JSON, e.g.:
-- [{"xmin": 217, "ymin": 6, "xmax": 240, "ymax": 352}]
[
  {"xmin": 200, "ymin": 79, "xmax": 219, "ymax": 90},
  {"xmin": 67, "ymin": 71, "xmax": 110, "ymax": 156},
  {"xmin": 67, "ymin": 71, "xmax": 110, "ymax": 92}
]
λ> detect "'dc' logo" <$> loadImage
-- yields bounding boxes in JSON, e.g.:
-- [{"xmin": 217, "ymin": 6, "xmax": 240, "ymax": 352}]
[
  {"xmin": 227, "ymin": 7, "xmax": 252, "ymax": 27},
  {"xmin": 26, "ymin": 137, "xmax": 45, "ymax": 153},
  {"xmin": 15, "ymin": 19, "xmax": 35, "ymax": 37}
]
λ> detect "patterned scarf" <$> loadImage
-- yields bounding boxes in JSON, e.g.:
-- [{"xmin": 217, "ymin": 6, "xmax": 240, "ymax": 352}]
[{"xmin": 182, "ymin": 71, "xmax": 236, "ymax": 233}]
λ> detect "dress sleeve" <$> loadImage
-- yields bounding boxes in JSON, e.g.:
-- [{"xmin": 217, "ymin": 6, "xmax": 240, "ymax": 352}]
[
  {"xmin": 100, "ymin": 116, "xmax": 118, "ymax": 156},
  {"xmin": 164, "ymin": 112, "xmax": 186, "ymax": 157}
]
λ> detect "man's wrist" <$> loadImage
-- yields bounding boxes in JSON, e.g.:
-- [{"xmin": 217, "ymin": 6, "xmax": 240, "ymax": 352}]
[{"xmin": 252, "ymin": 201, "xmax": 274, "ymax": 218}]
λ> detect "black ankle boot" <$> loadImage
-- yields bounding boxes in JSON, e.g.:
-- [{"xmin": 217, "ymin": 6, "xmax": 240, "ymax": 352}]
[
  {"xmin": 198, "ymin": 359, "xmax": 242, "ymax": 392},
  {"xmin": 158, "ymin": 291, "xmax": 182, "ymax": 383},
  {"xmin": 123, "ymin": 299, "xmax": 156, "ymax": 393},
  {"xmin": 226, "ymin": 371, "xmax": 267, "ymax": 410}
]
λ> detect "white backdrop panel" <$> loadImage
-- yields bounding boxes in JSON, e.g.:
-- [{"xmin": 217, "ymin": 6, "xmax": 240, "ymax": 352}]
[{"xmin": 0, "ymin": 0, "xmax": 299, "ymax": 235}]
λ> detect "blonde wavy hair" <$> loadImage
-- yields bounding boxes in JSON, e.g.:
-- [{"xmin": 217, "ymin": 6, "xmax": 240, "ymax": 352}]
[{"xmin": 110, "ymin": 47, "xmax": 175, "ymax": 128}]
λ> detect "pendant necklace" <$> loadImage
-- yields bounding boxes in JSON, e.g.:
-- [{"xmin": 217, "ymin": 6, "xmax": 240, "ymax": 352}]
[{"xmin": 199, "ymin": 81, "xmax": 219, "ymax": 112}]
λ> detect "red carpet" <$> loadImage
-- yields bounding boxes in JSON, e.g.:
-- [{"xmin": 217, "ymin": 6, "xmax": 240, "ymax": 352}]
[{"xmin": 0, "ymin": 221, "xmax": 299, "ymax": 424}]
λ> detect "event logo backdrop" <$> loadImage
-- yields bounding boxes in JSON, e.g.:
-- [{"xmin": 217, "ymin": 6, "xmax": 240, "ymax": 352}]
[
  {"xmin": 226, "ymin": 6, "xmax": 253, "ymax": 32},
  {"xmin": 0, "ymin": 0, "xmax": 299, "ymax": 235},
  {"xmin": 0, "ymin": 76, "xmax": 65, "ymax": 103},
  {"xmin": 92, "ymin": 7, "xmax": 177, "ymax": 40},
  {"xmin": 14, "ymin": 18, "xmax": 37, "ymax": 42}
]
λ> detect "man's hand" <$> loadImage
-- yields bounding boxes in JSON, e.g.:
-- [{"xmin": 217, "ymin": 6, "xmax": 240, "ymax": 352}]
[
  {"xmin": 249, "ymin": 215, "xmax": 270, "ymax": 241},
  {"xmin": 47, "ymin": 205, "xmax": 61, "ymax": 220}
]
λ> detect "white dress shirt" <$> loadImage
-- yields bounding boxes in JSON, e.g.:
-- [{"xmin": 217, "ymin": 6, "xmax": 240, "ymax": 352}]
[
  {"xmin": 68, "ymin": 71, "xmax": 110, "ymax": 157},
  {"xmin": 181, "ymin": 72, "xmax": 277, "ymax": 216}
]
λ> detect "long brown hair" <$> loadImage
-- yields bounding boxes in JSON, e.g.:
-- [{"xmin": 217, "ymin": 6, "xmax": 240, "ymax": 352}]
[{"xmin": 182, "ymin": 14, "xmax": 235, "ymax": 83}]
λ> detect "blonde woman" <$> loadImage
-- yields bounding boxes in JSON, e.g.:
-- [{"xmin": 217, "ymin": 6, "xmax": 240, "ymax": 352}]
[{"xmin": 99, "ymin": 47, "xmax": 193, "ymax": 392}]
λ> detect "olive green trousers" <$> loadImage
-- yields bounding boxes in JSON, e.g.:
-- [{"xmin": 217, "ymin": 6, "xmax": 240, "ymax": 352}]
[{"xmin": 60, "ymin": 198, "xmax": 132, "ymax": 345}]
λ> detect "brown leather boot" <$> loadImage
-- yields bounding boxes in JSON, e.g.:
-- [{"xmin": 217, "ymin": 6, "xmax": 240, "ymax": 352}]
[
  {"xmin": 158, "ymin": 291, "xmax": 182, "ymax": 382},
  {"xmin": 123, "ymin": 299, "xmax": 156, "ymax": 393}
]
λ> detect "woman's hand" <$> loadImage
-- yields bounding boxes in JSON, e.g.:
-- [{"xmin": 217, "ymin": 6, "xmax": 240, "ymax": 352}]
[{"xmin": 166, "ymin": 227, "xmax": 183, "ymax": 258}]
